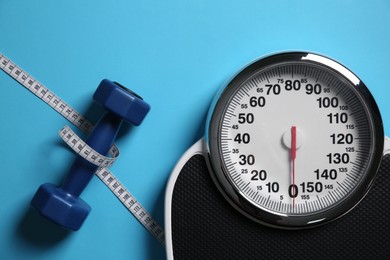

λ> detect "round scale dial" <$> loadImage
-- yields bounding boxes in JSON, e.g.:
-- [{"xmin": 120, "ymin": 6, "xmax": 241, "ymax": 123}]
[{"xmin": 207, "ymin": 52, "xmax": 383, "ymax": 228}]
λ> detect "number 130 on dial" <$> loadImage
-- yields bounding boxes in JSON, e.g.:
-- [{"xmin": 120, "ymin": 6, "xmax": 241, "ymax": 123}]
[{"xmin": 207, "ymin": 52, "xmax": 384, "ymax": 229}]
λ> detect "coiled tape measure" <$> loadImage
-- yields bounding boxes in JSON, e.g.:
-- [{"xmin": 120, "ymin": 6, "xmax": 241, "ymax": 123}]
[{"xmin": 0, "ymin": 53, "xmax": 165, "ymax": 245}]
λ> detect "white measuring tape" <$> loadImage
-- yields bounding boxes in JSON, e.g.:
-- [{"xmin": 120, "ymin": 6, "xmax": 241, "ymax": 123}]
[
  {"xmin": 0, "ymin": 53, "xmax": 165, "ymax": 245},
  {"xmin": 59, "ymin": 126, "xmax": 119, "ymax": 168}
]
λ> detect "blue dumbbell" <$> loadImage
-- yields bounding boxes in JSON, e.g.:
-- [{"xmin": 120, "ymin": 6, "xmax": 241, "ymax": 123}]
[{"xmin": 31, "ymin": 79, "xmax": 150, "ymax": 231}]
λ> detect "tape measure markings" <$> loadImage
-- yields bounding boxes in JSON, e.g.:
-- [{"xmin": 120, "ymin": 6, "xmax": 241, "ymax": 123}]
[
  {"xmin": 59, "ymin": 126, "xmax": 119, "ymax": 168},
  {"xmin": 96, "ymin": 167, "xmax": 165, "ymax": 244},
  {"xmin": 0, "ymin": 52, "xmax": 165, "ymax": 245},
  {"xmin": 0, "ymin": 54, "xmax": 93, "ymax": 133}
]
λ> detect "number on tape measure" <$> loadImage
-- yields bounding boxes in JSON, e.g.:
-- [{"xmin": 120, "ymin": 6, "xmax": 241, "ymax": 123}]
[
  {"xmin": 59, "ymin": 126, "xmax": 119, "ymax": 168},
  {"xmin": 0, "ymin": 54, "xmax": 94, "ymax": 133},
  {"xmin": 0, "ymin": 53, "xmax": 165, "ymax": 245},
  {"xmin": 96, "ymin": 168, "xmax": 165, "ymax": 243}
]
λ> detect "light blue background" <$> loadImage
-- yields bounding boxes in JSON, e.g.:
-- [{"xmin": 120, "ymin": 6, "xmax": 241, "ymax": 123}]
[{"xmin": 1, "ymin": 1, "xmax": 389, "ymax": 259}]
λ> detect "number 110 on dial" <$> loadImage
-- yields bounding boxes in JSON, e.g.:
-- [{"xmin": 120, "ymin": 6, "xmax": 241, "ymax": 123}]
[{"xmin": 207, "ymin": 52, "xmax": 383, "ymax": 228}]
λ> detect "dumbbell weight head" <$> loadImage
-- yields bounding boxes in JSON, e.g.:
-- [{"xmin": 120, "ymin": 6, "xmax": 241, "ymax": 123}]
[
  {"xmin": 30, "ymin": 183, "xmax": 91, "ymax": 231},
  {"xmin": 93, "ymin": 79, "xmax": 150, "ymax": 126}
]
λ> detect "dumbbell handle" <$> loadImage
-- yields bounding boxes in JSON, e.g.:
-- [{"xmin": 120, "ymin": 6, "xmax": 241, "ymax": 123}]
[{"xmin": 61, "ymin": 112, "xmax": 122, "ymax": 197}]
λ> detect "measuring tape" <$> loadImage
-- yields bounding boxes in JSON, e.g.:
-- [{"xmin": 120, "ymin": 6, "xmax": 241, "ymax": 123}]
[
  {"xmin": 0, "ymin": 53, "xmax": 165, "ymax": 245},
  {"xmin": 59, "ymin": 126, "xmax": 119, "ymax": 168}
]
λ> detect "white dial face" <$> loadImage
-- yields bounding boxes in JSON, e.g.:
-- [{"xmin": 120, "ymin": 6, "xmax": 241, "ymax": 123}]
[{"xmin": 218, "ymin": 62, "xmax": 373, "ymax": 216}]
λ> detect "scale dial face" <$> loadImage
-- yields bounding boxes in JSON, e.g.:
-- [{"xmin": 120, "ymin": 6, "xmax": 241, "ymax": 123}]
[{"xmin": 207, "ymin": 52, "xmax": 383, "ymax": 228}]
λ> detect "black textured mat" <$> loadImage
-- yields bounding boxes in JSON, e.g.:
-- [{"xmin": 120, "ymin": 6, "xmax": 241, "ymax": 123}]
[{"xmin": 171, "ymin": 154, "xmax": 390, "ymax": 259}]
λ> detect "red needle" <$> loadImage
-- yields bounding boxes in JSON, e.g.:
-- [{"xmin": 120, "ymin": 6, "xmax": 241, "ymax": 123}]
[{"xmin": 291, "ymin": 126, "xmax": 297, "ymax": 208}]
